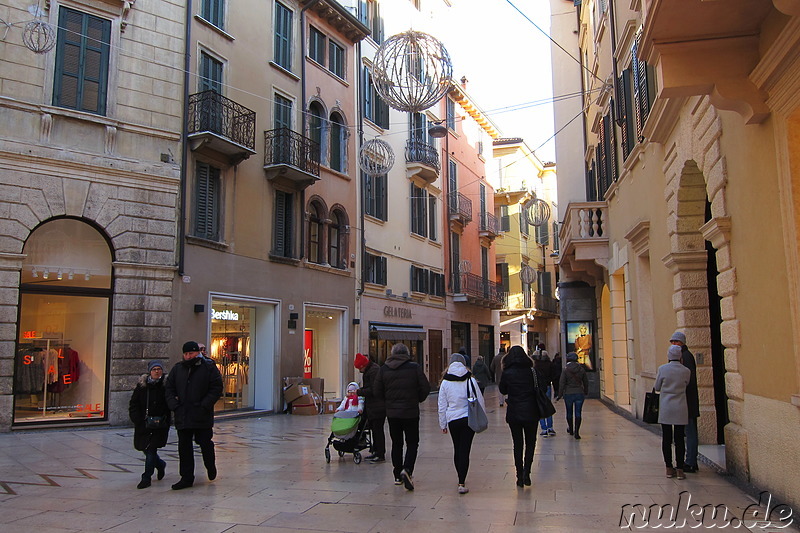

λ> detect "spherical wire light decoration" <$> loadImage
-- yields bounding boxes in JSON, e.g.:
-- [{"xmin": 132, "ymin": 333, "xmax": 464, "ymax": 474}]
[
  {"xmin": 524, "ymin": 198, "xmax": 551, "ymax": 227},
  {"xmin": 359, "ymin": 138, "xmax": 395, "ymax": 177},
  {"xmin": 22, "ymin": 19, "xmax": 57, "ymax": 54},
  {"xmin": 371, "ymin": 30, "xmax": 453, "ymax": 113}
]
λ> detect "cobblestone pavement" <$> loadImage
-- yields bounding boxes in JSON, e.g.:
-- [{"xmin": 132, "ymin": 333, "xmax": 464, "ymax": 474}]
[{"xmin": 0, "ymin": 386, "xmax": 788, "ymax": 532}]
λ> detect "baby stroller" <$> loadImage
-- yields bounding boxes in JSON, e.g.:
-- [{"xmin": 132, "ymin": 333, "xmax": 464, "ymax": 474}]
[{"xmin": 324, "ymin": 411, "xmax": 371, "ymax": 464}]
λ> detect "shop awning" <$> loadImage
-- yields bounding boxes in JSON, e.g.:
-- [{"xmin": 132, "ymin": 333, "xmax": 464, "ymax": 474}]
[{"xmin": 370, "ymin": 326, "xmax": 427, "ymax": 341}]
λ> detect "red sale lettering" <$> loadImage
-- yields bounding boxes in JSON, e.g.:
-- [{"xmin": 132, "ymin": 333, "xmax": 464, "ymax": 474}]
[
  {"xmin": 62, "ymin": 374, "xmax": 72, "ymax": 385},
  {"xmin": 23, "ymin": 355, "xmax": 33, "ymax": 365}
]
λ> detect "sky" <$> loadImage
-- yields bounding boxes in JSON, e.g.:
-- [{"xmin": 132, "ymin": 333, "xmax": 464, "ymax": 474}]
[{"xmin": 436, "ymin": 0, "xmax": 557, "ymax": 163}]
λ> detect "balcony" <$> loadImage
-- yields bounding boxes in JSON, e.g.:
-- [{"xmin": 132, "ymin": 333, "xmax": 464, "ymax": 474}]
[
  {"xmin": 405, "ymin": 139, "xmax": 439, "ymax": 183},
  {"xmin": 558, "ymin": 201, "xmax": 609, "ymax": 283},
  {"xmin": 534, "ymin": 293, "xmax": 560, "ymax": 317},
  {"xmin": 448, "ymin": 191, "xmax": 472, "ymax": 226},
  {"xmin": 188, "ymin": 90, "xmax": 256, "ymax": 164},
  {"xmin": 451, "ymin": 272, "xmax": 507, "ymax": 309},
  {"xmin": 263, "ymin": 128, "xmax": 321, "ymax": 190},
  {"xmin": 479, "ymin": 212, "xmax": 499, "ymax": 240}
]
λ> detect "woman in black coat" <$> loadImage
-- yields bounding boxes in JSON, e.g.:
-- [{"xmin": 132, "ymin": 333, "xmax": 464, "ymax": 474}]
[
  {"xmin": 129, "ymin": 360, "xmax": 171, "ymax": 489},
  {"xmin": 498, "ymin": 345, "xmax": 541, "ymax": 487}
]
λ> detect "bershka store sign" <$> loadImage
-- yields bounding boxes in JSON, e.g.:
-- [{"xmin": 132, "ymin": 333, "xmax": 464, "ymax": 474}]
[{"xmin": 212, "ymin": 308, "xmax": 239, "ymax": 321}]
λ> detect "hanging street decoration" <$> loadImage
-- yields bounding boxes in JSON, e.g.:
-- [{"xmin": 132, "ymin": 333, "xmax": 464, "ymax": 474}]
[
  {"xmin": 22, "ymin": 19, "xmax": 56, "ymax": 54},
  {"xmin": 359, "ymin": 138, "xmax": 395, "ymax": 177},
  {"xmin": 519, "ymin": 265, "xmax": 537, "ymax": 285},
  {"xmin": 524, "ymin": 198, "xmax": 551, "ymax": 227},
  {"xmin": 371, "ymin": 30, "xmax": 453, "ymax": 113}
]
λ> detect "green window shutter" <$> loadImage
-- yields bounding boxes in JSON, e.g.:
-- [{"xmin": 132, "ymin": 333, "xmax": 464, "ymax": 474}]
[
  {"xmin": 499, "ymin": 263, "xmax": 510, "ymax": 293},
  {"xmin": 194, "ymin": 162, "xmax": 220, "ymax": 241},
  {"xmin": 274, "ymin": 2, "xmax": 293, "ymax": 70},
  {"xmin": 274, "ymin": 190, "xmax": 294, "ymax": 257}
]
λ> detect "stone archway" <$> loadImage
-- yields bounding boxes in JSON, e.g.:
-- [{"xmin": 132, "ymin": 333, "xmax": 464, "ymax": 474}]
[{"xmin": 662, "ymin": 96, "xmax": 747, "ymax": 477}]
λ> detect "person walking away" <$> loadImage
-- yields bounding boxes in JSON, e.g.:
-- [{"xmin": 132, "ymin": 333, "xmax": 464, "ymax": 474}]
[
  {"xmin": 490, "ymin": 347, "xmax": 507, "ymax": 406},
  {"xmin": 557, "ymin": 352, "xmax": 588, "ymax": 439},
  {"xmin": 498, "ymin": 345, "xmax": 540, "ymax": 487},
  {"xmin": 438, "ymin": 353, "xmax": 485, "ymax": 494},
  {"xmin": 129, "ymin": 360, "xmax": 171, "ymax": 489},
  {"xmin": 355, "ymin": 353, "xmax": 386, "ymax": 463},
  {"xmin": 533, "ymin": 344, "xmax": 555, "ymax": 437},
  {"xmin": 655, "ymin": 345, "xmax": 691, "ymax": 479},
  {"xmin": 165, "ymin": 340, "xmax": 223, "ymax": 490},
  {"xmin": 374, "ymin": 343, "xmax": 431, "ymax": 491},
  {"xmin": 457, "ymin": 346, "xmax": 471, "ymax": 368},
  {"xmin": 670, "ymin": 331, "xmax": 700, "ymax": 473},
  {"xmin": 471, "ymin": 355, "xmax": 491, "ymax": 395},
  {"xmin": 551, "ymin": 352, "xmax": 563, "ymax": 398}
]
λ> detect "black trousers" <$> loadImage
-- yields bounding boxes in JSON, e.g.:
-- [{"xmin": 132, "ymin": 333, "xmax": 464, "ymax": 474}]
[
  {"xmin": 387, "ymin": 417, "xmax": 419, "ymax": 479},
  {"xmin": 661, "ymin": 424, "xmax": 686, "ymax": 469},
  {"xmin": 508, "ymin": 421, "xmax": 537, "ymax": 472},
  {"xmin": 369, "ymin": 415, "xmax": 386, "ymax": 456},
  {"xmin": 177, "ymin": 427, "xmax": 215, "ymax": 481},
  {"xmin": 448, "ymin": 416, "xmax": 475, "ymax": 484}
]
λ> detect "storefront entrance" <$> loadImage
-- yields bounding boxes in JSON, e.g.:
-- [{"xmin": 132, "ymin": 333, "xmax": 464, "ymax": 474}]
[{"xmin": 304, "ymin": 307, "xmax": 344, "ymax": 398}]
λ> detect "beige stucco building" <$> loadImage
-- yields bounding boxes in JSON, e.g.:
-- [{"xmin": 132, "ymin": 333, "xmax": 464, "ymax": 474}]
[{"xmin": 551, "ymin": 0, "xmax": 800, "ymax": 509}]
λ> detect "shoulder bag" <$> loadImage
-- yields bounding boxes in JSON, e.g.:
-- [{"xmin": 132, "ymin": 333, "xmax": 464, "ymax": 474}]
[
  {"xmin": 145, "ymin": 388, "xmax": 168, "ymax": 430},
  {"xmin": 466, "ymin": 379, "xmax": 488, "ymax": 433},
  {"xmin": 532, "ymin": 368, "xmax": 557, "ymax": 420},
  {"xmin": 643, "ymin": 388, "xmax": 660, "ymax": 424}
]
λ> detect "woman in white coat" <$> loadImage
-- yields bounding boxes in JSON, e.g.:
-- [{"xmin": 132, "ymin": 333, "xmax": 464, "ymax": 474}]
[
  {"xmin": 655, "ymin": 344, "xmax": 691, "ymax": 479},
  {"xmin": 438, "ymin": 353, "xmax": 485, "ymax": 494}
]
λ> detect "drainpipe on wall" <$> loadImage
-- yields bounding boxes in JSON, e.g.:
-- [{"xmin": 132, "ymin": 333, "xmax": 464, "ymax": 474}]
[{"xmin": 177, "ymin": 0, "xmax": 193, "ymax": 276}]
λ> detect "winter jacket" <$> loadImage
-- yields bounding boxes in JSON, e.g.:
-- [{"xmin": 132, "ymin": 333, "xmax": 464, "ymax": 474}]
[
  {"xmin": 490, "ymin": 351, "xmax": 506, "ymax": 382},
  {"xmin": 498, "ymin": 346, "xmax": 540, "ymax": 424},
  {"xmin": 471, "ymin": 358, "xmax": 491, "ymax": 389},
  {"xmin": 655, "ymin": 361, "xmax": 691, "ymax": 425},
  {"xmin": 129, "ymin": 374, "xmax": 171, "ymax": 451},
  {"xmin": 357, "ymin": 360, "xmax": 386, "ymax": 419},
  {"xmin": 165, "ymin": 356, "xmax": 223, "ymax": 430},
  {"xmin": 533, "ymin": 357, "xmax": 553, "ymax": 388},
  {"xmin": 438, "ymin": 361, "xmax": 485, "ymax": 429},
  {"xmin": 558, "ymin": 362, "xmax": 589, "ymax": 398},
  {"xmin": 373, "ymin": 350, "xmax": 431, "ymax": 419},
  {"xmin": 551, "ymin": 355, "xmax": 563, "ymax": 395},
  {"xmin": 681, "ymin": 345, "xmax": 700, "ymax": 419}
]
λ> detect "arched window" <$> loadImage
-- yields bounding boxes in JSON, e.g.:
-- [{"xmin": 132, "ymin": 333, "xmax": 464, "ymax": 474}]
[
  {"xmin": 308, "ymin": 202, "xmax": 323, "ymax": 264},
  {"xmin": 308, "ymin": 101, "xmax": 325, "ymax": 164},
  {"xmin": 328, "ymin": 209, "xmax": 347, "ymax": 269},
  {"xmin": 329, "ymin": 111, "xmax": 345, "ymax": 172}
]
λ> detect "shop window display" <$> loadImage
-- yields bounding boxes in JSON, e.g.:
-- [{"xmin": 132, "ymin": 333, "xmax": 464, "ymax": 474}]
[{"xmin": 210, "ymin": 303, "xmax": 253, "ymax": 411}]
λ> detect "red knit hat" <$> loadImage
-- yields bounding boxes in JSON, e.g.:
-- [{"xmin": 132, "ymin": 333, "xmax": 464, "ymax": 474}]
[{"xmin": 354, "ymin": 352, "xmax": 370, "ymax": 371}]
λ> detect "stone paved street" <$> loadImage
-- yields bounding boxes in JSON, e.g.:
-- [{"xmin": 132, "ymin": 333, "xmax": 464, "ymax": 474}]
[{"xmin": 0, "ymin": 387, "xmax": 788, "ymax": 532}]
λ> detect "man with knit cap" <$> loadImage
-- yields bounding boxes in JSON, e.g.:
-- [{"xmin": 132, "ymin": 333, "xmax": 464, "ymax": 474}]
[
  {"xmin": 355, "ymin": 353, "xmax": 386, "ymax": 463},
  {"xmin": 165, "ymin": 340, "xmax": 223, "ymax": 490},
  {"xmin": 670, "ymin": 330, "xmax": 700, "ymax": 472}
]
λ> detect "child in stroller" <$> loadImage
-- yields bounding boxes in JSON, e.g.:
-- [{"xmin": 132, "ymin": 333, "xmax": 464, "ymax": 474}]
[{"xmin": 325, "ymin": 382, "xmax": 371, "ymax": 464}]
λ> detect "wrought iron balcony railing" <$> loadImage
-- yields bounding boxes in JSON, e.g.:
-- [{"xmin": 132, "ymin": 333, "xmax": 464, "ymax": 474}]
[
  {"xmin": 405, "ymin": 139, "xmax": 440, "ymax": 172},
  {"xmin": 264, "ymin": 128, "xmax": 321, "ymax": 177},
  {"xmin": 448, "ymin": 191, "xmax": 472, "ymax": 223},
  {"xmin": 188, "ymin": 90, "xmax": 256, "ymax": 151},
  {"xmin": 480, "ymin": 212, "xmax": 499, "ymax": 237},
  {"xmin": 534, "ymin": 292, "xmax": 560, "ymax": 315},
  {"xmin": 451, "ymin": 272, "xmax": 507, "ymax": 308}
]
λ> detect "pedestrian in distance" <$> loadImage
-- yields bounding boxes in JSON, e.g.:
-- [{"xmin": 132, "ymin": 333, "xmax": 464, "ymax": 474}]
[
  {"xmin": 655, "ymin": 344, "xmax": 691, "ymax": 480},
  {"xmin": 438, "ymin": 353, "xmax": 485, "ymax": 495},
  {"xmin": 165, "ymin": 340, "xmax": 223, "ymax": 490},
  {"xmin": 670, "ymin": 331, "xmax": 700, "ymax": 473},
  {"xmin": 128, "ymin": 360, "xmax": 171, "ymax": 489},
  {"xmin": 471, "ymin": 355, "xmax": 491, "ymax": 395},
  {"xmin": 533, "ymin": 344, "xmax": 555, "ymax": 437},
  {"xmin": 457, "ymin": 346, "xmax": 471, "ymax": 368},
  {"xmin": 355, "ymin": 353, "xmax": 387, "ymax": 463},
  {"xmin": 557, "ymin": 352, "xmax": 588, "ymax": 439},
  {"xmin": 551, "ymin": 352, "xmax": 563, "ymax": 398},
  {"xmin": 374, "ymin": 343, "xmax": 431, "ymax": 491},
  {"xmin": 498, "ymin": 345, "xmax": 540, "ymax": 487},
  {"xmin": 490, "ymin": 347, "xmax": 507, "ymax": 406}
]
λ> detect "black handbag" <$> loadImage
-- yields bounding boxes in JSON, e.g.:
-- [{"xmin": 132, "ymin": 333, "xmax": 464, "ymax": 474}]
[
  {"xmin": 145, "ymin": 389, "xmax": 168, "ymax": 430},
  {"xmin": 643, "ymin": 388, "xmax": 659, "ymax": 424},
  {"xmin": 532, "ymin": 369, "xmax": 556, "ymax": 420}
]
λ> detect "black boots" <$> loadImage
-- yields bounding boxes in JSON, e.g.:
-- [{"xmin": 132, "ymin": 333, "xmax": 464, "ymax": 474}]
[
  {"xmin": 574, "ymin": 417, "xmax": 582, "ymax": 440},
  {"xmin": 515, "ymin": 469, "xmax": 524, "ymax": 487},
  {"xmin": 566, "ymin": 417, "xmax": 574, "ymax": 435},
  {"xmin": 137, "ymin": 475, "xmax": 151, "ymax": 489}
]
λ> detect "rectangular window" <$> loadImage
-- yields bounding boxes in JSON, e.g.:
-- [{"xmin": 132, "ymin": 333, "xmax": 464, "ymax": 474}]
[
  {"xmin": 552, "ymin": 221, "xmax": 560, "ymax": 252},
  {"xmin": 274, "ymin": 2, "xmax": 293, "ymax": 70},
  {"xmin": 536, "ymin": 220, "xmax": 549, "ymax": 246},
  {"xmin": 309, "ymin": 26, "xmax": 325, "ymax": 64},
  {"xmin": 410, "ymin": 184, "xmax": 428, "ymax": 237},
  {"xmin": 273, "ymin": 190, "xmax": 294, "ymax": 258},
  {"xmin": 446, "ymin": 97, "xmax": 456, "ymax": 130},
  {"xmin": 429, "ymin": 271, "xmax": 445, "ymax": 297},
  {"xmin": 194, "ymin": 162, "xmax": 221, "ymax": 241},
  {"xmin": 365, "ymin": 172, "xmax": 387, "ymax": 221},
  {"xmin": 499, "ymin": 205, "xmax": 510, "ymax": 232},
  {"xmin": 363, "ymin": 66, "xmax": 389, "ymax": 128},
  {"xmin": 617, "ymin": 68, "xmax": 636, "ymax": 160},
  {"xmin": 539, "ymin": 271, "xmax": 553, "ymax": 298},
  {"xmin": 200, "ymin": 51, "xmax": 223, "ymax": 93},
  {"xmin": 498, "ymin": 263, "xmax": 510, "ymax": 293},
  {"xmin": 365, "ymin": 253, "xmax": 387, "ymax": 285},
  {"xmin": 53, "ymin": 7, "xmax": 111, "ymax": 115},
  {"xmin": 329, "ymin": 41, "xmax": 345, "ymax": 78},
  {"xmin": 633, "ymin": 34, "xmax": 656, "ymax": 137},
  {"xmin": 519, "ymin": 205, "xmax": 529, "ymax": 237},
  {"xmin": 428, "ymin": 194, "xmax": 437, "ymax": 241},
  {"xmin": 411, "ymin": 265, "xmax": 428, "ymax": 293},
  {"xmin": 202, "ymin": 0, "xmax": 225, "ymax": 29},
  {"xmin": 274, "ymin": 93, "xmax": 292, "ymax": 130}
]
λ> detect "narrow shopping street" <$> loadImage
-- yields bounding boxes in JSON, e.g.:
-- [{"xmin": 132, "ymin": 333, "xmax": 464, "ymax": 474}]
[{"xmin": 0, "ymin": 387, "xmax": 781, "ymax": 533}]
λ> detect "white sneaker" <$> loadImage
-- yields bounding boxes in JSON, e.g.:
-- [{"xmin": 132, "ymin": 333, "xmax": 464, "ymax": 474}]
[
  {"xmin": 540, "ymin": 430, "xmax": 549, "ymax": 437},
  {"xmin": 458, "ymin": 485, "xmax": 469, "ymax": 494},
  {"xmin": 547, "ymin": 428, "xmax": 556, "ymax": 436}
]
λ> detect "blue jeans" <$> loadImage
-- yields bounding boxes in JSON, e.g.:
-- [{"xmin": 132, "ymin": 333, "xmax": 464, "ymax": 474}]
[
  {"xmin": 685, "ymin": 417, "xmax": 698, "ymax": 467},
  {"xmin": 143, "ymin": 447, "xmax": 165, "ymax": 479},
  {"xmin": 564, "ymin": 393, "xmax": 585, "ymax": 420},
  {"xmin": 539, "ymin": 386, "xmax": 553, "ymax": 431}
]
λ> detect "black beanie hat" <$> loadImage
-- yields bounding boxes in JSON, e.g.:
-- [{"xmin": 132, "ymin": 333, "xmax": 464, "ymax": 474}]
[{"xmin": 182, "ymin": 341, "xmax": 201, "ymax": 353}]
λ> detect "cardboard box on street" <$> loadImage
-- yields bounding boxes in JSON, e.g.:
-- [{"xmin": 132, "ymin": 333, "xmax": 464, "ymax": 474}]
[
  {"xmin": 323, "ymin": 399, "xmax": 340, "ymax": 414},
  {"xmin": 284, "ymin": 377, "xmax": 324, "ymax": 397},
  {"xmin": 283, "ymin": 383, "xmax": 310, "ymax": 404},
  {"xmin": 292, "ymin": 403, "xmax": 319, "ymax": 416}
]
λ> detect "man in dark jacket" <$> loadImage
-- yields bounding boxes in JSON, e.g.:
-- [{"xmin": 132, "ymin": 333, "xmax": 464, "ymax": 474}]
[
  {"xmin": 671, "ymin": 331, "xmax": 700, "ymax": 472},
  {"xmin": 374, "ymin": 343, "xmax": 431, "ymax": 491},
  {"xmin": 165, "ymin": 340, "xmax": 223, "ymax": 490},
  {"xmin": 355, "ymin": 353, "xmax": 386, "ymax": 463}
]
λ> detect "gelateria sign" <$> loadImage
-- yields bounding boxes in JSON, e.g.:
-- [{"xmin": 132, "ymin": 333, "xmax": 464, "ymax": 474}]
[
  {"xmin": 383, "ymin": 306, "xmax": 412, "ymax": 319},
  {"xmin": 212, "ymin": 308, "xmax": 239, "ymax": 321}
]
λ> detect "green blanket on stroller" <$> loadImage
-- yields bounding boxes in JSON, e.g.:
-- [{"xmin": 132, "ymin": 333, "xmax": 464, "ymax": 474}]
[{"xmin": 331, "ymin": 411, "xmax": 360, "ymax": 437}]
